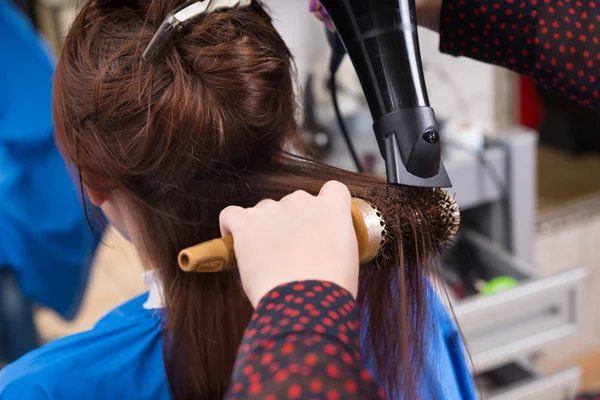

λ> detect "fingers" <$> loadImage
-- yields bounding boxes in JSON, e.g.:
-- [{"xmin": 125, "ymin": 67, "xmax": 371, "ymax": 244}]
[
  {"xmin": 325, "ymin": 20, "xmax": 336, "ymax": 32},
  {"xmin": 281, "ymin": 189, "xmax": 311, "ymax": 204},
  {"xmin": 312, "ymin": 10, "xmax": 327, "ymax": 22},
  {"xmin": 219, "ymin": 205, "xmax": 246, "ymax": 237},
  {"xmin": 221, "ymin": 199, "xmax": 277, "ymax": 237},
  {"xmin": 309, "ymin": 0, "xmax": 336, "ymax": 31},
  {"xmin": 220, "ymin": 182, "xmax": 350, "ymax": 236},
  {"xmin": 318, "ymin": 180, "xmax": 351, "ymax": 208},
  {"xmin": 255, "ymin": 198, "xmax": 276, "ymax": 209}
]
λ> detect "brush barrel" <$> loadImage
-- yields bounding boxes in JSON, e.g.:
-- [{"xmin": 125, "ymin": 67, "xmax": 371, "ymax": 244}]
[{"xmin": 351, "ymin": 198, "xmax": 385, "ymax": 264}]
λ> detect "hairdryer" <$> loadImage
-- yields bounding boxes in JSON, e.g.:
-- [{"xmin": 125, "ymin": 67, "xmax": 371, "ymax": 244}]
[{"xmin": 318, "ymin": 0, "xmax": 451, "ymax": 188}]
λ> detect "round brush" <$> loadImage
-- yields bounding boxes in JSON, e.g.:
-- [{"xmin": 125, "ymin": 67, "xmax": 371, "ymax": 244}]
[{"xmin": 178, "ymin": 188, "xmax": 460, "ymax": 273}]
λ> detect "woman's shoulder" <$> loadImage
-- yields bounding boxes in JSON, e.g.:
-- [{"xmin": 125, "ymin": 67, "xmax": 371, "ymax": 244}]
[
  {"xmin": 423, "ymin": 285, "xmax": 478, "ymax": 400},
  {"xmin": 0, "ymin": 293, "xmax": 171, "ymax": 400}
]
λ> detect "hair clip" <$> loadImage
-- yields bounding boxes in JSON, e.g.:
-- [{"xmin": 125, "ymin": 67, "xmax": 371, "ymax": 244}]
[{"xmin": 143, "ymin": 0, "xmax": 252, "ymax": 61}]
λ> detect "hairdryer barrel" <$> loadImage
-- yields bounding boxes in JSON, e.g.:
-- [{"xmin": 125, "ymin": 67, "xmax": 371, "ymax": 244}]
[{"xmin": 319, "ymin": 0, "xmax": 451, "ymax": 188}]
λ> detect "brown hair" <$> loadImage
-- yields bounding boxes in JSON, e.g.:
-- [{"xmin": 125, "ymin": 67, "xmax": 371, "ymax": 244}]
[{"xmin": 53, "ymin": 0, "xmax": 449, "ymax": 398}]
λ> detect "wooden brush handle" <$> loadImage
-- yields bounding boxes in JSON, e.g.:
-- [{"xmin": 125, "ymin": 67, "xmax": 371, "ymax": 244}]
[
  {"xmin": 178, "ymin": 199, "xmax": 378, "ymax": 273},
  {"xmin": 178, "ymin": 236, "xmax": 236, "ymax": 273}
]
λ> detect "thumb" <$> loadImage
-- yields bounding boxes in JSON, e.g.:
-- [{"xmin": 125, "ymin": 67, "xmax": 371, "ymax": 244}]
[
  {"xmin": 318, "ymin": 180, "xmax": 352, "ymax": 209},
  {"xmin": 219, "ymin": 206, "xmax": 246, "ymax": 237}
]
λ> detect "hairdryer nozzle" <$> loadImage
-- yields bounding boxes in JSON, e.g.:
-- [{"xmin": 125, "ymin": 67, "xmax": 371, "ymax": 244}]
[
  {"xmin": 375, "ymin": 107, "xmax": 452, "ymax": 187},
  {"xmin": 319, "ymin": 0, "xmax": 452, "ymax": 188}
]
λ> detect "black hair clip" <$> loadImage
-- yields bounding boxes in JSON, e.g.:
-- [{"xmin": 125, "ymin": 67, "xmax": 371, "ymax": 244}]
[{"xmin": 143, "ymin": 0, "xmax": 252, "ymax": 61}]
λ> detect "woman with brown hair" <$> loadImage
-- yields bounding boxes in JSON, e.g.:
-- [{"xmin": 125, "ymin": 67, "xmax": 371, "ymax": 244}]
[{"xmin": 0, "ymin": 0, "xmax": 475, "ymax": 399}]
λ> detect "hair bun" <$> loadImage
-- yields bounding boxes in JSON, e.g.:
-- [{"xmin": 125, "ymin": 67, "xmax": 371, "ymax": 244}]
[
  {"xmin": 96, "ymin": 0, "xmax": 137, "ymax": 12},
  {"xmin": 94, "ymin": 0, "xmax": 188, "ymax": 27}
]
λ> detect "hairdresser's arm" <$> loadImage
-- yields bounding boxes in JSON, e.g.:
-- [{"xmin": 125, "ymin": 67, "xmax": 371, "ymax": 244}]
[
  {"xmin": 226, "ymin": 281, "xmax": 384, "ymax": 399},
  {"xmin": 310, "ymin": 0, "xmax": 600, "ymax": 111},
  {"xmin": 221, "ymin": 181, "xmax": 384, "ymax": 399},
  {"xmin": 437, "ymin": 0, "xmax": 600, "ymax": 110}
]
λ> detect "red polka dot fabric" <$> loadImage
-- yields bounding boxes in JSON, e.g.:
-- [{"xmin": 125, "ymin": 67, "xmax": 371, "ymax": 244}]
[
  {"xmin": 439, "ymin": 0, "xmax": 600, "ymax": 109},
  {"xmin": 225, "ymin": 281, "xmax": 384, "ymax": 400}
]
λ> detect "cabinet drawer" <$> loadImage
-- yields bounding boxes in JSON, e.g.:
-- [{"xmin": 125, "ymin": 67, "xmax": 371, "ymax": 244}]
[
  {"xmin": 451, "ymin": 229, "xmax": 586, "ymax": 373},
  {"xmin": 481, "ymin": 363, "xmax": 580, "ymax": 400}
]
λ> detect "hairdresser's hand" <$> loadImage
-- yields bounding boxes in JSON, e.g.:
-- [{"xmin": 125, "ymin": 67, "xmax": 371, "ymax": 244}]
[
  {"xmin": 309, "ymin": 0, "xmax": 443, "ymax": 32},
  {"xmin": 220, "ymin": 181, "xmax": 359, "ymax": 308}
]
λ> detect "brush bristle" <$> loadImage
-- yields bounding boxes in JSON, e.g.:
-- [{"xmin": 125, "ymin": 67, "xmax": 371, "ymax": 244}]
[{"xmin": 360, "ymin": 186, "xmax": 460, "ymax": 265}]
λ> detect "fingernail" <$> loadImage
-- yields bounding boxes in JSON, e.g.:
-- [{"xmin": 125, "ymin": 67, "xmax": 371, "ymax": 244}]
[{"xmin": 309, "ymin": 0, "xmax": 318, "ymax": 12}]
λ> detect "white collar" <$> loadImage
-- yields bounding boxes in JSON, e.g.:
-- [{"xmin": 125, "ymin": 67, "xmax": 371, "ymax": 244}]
[{"xmin": 143, "ymin": 269, "xmax": 165, "ymax": 310}]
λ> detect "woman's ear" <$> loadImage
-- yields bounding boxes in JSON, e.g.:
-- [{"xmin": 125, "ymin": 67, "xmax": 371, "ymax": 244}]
[{"xmin": 86, "ymin": 188, "xmax": 110, "ymax": 207}]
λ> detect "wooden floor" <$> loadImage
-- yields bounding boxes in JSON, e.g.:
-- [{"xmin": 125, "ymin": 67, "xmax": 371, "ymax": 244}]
[{"xmin": 34, "ymin": 227, "xmax": 146, "ymax": 341}]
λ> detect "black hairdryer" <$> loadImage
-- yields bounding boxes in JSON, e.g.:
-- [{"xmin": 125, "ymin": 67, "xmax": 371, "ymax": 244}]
[{"xmin": 319, "ymin": 0, "xmax": 451, "ymax": 188}]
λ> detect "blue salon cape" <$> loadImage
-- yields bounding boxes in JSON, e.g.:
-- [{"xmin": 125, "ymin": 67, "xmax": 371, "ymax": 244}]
[
  {"xmin": 0, "ymin": 0, "xmax": 100, "ymax": 318},
  {"xmin": 0, "ymin": 288, "xmax": 477, "ymax": 399}
]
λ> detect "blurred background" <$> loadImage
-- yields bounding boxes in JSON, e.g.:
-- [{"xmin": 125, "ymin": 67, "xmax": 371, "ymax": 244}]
[{"xmin": 4, "ymin": 0, "xmax": 600, "ymax": 398}]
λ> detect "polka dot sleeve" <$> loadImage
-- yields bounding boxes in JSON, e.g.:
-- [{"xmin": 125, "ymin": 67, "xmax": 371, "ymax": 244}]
[
  {"xmin": 439, "ymin": 0, "xmax": 600, "ymax": 110},
  {"xmin": 225, "ymin": 281, "xmax": 385, "ymax": 400}
]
